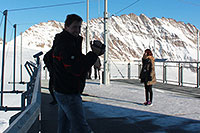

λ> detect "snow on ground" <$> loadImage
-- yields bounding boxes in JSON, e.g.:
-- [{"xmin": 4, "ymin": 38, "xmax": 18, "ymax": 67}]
[{"xmin": 83, "ymin": 80, "xmax": 200, "ymax": 131}]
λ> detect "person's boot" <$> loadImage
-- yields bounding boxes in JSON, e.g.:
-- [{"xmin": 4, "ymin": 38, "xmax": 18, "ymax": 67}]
[{"xmin": 143, "ymin": 101, "xmax": 148, "ymax": 105}]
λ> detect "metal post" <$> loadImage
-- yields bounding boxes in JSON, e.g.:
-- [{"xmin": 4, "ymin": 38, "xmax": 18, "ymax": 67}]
[
  {"xmin": 163, "ymin": 62, "xmax": 165, "ymax": 83},
  {"xmin": 138, "ymin": 64, "xmax": 142, "ymax": 79},
  {"xmin": 180, "ymin": 65, "xmax": 183, "ymax": 86},
  {"xmin": 197, "ymin": 30, "xmax": 199, "ymax": 88},
  {"xmin": 20, "ymin": 32, "xmax": 23, "ymax": 83},
  {"xmin": 13, "ymin": 24, "xmax": 17, "ymax": 91},
  {"xmin": 103, "ymin": 0, "xmax": 109, "ymax": 85},
  {"xmin": 165, "ymin": 64, "xmax": 167, "ymax": 83},
  {"xmin": 197, "ymin": 63, "xmax": 199, "ymax": 88},
  {"xmin": 197, "ymin": 30, "xmax": 199, "ymax": 62},
  {"xmin": 163, "ymin": 62, "xmax": 166, "ymax": 83},
  {"xmin": 0, "ymin": 10, "xmax": 8, "ymax": 107},
  {"xmin": 45, "ymin": 68, "xmax": 47, "ymax": 80},
  {"xmin": 128, "ymin": 63, "xmax": 131, "ymax": 79},
  {"xmin": 86, "ymin": 0, "xmax": 89, "ymax": 54},
  {"xmin": 178, "ymin": 63, "xmax": 181, "ymax": 86},
  {"xmin": 21, "ymin": 92, "xmax": 25, "ymax": 111},
  {"xmin": 199, "ymin": 66, "xmax": 200, "ymax": 88}
]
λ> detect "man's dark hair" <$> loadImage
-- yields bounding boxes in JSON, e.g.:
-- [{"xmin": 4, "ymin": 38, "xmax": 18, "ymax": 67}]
[{"xmin": 65, "ymin": 14, "xmax": 83, "ymax": 28}]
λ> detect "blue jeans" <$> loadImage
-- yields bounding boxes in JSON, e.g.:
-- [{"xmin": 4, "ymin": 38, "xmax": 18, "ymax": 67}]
[{"xmin": 54, "ymin": 91, "xmax": 91, "ymax": 133}]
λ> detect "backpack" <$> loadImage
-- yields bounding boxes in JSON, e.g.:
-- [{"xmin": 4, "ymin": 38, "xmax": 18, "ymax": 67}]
[{"xmin": 43, "ymin": 48, "xmax": 53, "ymax": 73}]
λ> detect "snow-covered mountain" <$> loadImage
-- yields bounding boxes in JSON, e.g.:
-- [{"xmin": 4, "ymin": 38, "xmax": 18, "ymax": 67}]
[{"xmin": 7, "ymin": 13, "xmax": 200, "ymax": 61}]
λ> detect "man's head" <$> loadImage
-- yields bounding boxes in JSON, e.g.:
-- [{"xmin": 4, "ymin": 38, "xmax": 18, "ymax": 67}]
[{"xmin": 64, "ymin": 14, "xmax": 83, "ymax": 37}]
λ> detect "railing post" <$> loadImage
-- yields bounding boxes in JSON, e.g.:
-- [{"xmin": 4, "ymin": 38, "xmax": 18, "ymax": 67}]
[
  {"xmin": 138, "ymin": 63, "xmax": 142, "ymax": 79},
  {"xmin": 197, "ymin": 63, "xmax": 199, "ymax": 88},
  {"xmin": 199, "ymin": 66, "xmax": 200, "ymax": 88},
  {"xmin": 21, "ymin": 92, "xmax": 25, "ymax": 111},
  {"xmin": 165, "ymin": 64, "xmax": 167, "ymax": 83},
  {"xmin": 180, "ymin": 65, "xmax": 183, "ymax": 86},
  {"xmin": 163, "ymin": 62, "xmax": 167, "ymax": 83},
  {"xmin": 26, "ymin": 82, "xmax": 33, "ymax": 106},
  {"xmin": 178, "ymin": 63, "xmax": 181, "ymax": 86},
  {"xmin": 128, "ymin": 63, "xmax": 131, "ymax": 79},
  {"xmin": 45, "ymin": 68, "xmax": 47, "ymax": 80}
]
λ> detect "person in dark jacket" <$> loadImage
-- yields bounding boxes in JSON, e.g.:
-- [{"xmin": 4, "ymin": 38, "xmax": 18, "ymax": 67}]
[
  {"xmin": 94, "ymin": 57, "xmax": 101, "ymax": 79},
  {"xmin": 52, "ymin": 14, "xmax": 104, "ymax": 133},
  {"xmin": 139, "ymin": 49, "xmax": 156, "ymax": 106},
  {"xmin": 48, "ymin": 73, "xmax": 57, "ymax": 105},
  {"xmin": 87, "ymin": 68, "xmax": 92, "ymax": 79},
  {"xmin": 43, "ymin": 49, "xmax": 57, "ymax": 105}
]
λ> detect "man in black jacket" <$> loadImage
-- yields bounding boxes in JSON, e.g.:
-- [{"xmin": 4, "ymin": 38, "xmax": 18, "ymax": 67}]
[{"xmin": 52, "ymin": 14, "xmax": 104, "ymax": 133}]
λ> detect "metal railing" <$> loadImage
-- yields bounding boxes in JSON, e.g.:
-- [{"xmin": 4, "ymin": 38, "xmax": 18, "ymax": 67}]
[
  {"xmin": 3, "ymin": 52, "xmax": 42, "ymax": 133},
  {"xmin": 42, "ymin": 59, "xmax": 200, "ymax": 88},
  {"xmin": 109, "ymin": 60, "xmax": 200, "ymax": 88}
]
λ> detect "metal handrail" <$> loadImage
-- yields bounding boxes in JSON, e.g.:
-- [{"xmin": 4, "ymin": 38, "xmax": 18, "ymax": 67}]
[
  {"xmin": 3, "ymin": 65, "xmax": 41, "ymax": 133},
  {"xmin": 3, "ymin": 51, "xmax": 43, "ymax": 133},
  {"xmin": 109, "ymin": 60, "xmax": 200, "ymax": 88}
]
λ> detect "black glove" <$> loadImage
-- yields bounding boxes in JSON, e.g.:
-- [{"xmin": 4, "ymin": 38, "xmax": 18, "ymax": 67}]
[{"xmin": 90, "ymin": 40, "xmax": 105, "ymax": 56}]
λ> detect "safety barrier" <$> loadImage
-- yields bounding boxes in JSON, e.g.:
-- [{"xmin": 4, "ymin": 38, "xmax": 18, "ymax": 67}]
[
  {"xmin": 3, "ymin": 52, "xmax": 42, "ymax": 133},
  {"xmin": 109, "ymin": 60, "xmax": 200, "ymax": 88}
]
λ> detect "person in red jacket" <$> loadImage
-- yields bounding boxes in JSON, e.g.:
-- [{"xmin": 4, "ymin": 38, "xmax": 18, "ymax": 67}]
[{"xmin": 52, "ymin": 14, "xmax": 104, "ymax": 133}]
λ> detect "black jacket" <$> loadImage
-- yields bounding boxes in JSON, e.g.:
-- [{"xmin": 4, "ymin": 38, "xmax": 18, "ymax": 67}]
[
  {"xmin": 52, "ymin": 30, "xmax": 98, "ymax": 94},
  {"xmin": 139, "ymin": 58, "xmax": 152, "ymax": 83}
]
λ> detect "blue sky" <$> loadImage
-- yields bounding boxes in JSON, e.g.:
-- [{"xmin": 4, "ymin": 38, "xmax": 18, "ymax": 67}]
[{"xmin": 0, "ymin": 0, "xmax": 200, "ymax": 41}]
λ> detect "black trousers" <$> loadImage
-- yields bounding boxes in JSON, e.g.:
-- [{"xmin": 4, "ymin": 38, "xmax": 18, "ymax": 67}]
[
  {"xmin": 87, "ymin": 68, "xmax": 92, "ymax": 79},
  {"xmin": 144, "ymin": 83, "xmax": 153, "ymax": 102},
  {"xmin": 94, "ymin": 67, "xmax": 100, "ymax": 79},
  {"xmin": 49, "ymin": 77, "xmax": 56, "ymax": 102}
]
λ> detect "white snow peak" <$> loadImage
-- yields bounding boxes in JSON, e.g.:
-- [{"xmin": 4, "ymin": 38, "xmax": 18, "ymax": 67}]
[{"xmin": 6, "ymin": 13, "xmax": 200, "ymax": 61}]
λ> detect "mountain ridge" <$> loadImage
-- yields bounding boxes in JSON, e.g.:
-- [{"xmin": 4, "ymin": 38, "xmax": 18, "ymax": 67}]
[{"xmin": 6, "ymin": 13, "xmax": 200, "ymax": 62}]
